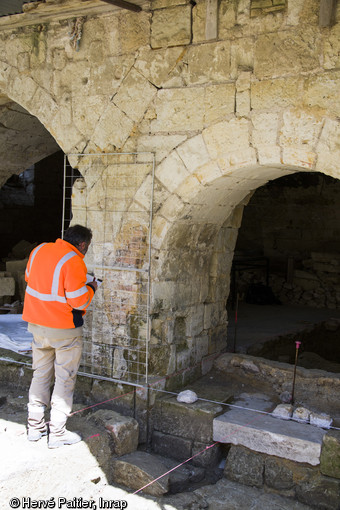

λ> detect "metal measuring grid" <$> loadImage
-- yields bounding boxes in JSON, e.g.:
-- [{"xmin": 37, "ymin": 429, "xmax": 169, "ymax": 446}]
[{"xmin": 63, "ymin": 153, "xmax": 155, "ymax": 386}]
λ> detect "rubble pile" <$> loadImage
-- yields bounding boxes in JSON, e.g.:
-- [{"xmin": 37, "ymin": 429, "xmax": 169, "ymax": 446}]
[{"xmin": 238, "ymin": 252, "xmax": 340, "ymax": 310}]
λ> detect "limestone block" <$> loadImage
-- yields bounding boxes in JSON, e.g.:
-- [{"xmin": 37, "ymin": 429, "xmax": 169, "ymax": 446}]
[
  {"xmin": 151, "ymin": 216, "xmax": 171, "ymax": 250},
  {"xmin": 184, "ymin": 41, "xmax": 231, "ymax": 85},
  {"xmin": 251, "ymin": 77, "xmax": 304, "ymax": 110},
  {"xmin": 251, "ymin": 112, "xmax": 279, "ymax": 146},
  {"xmin": 192, "ymin": 0, "xmax": 207, "ymax": 43},
  {"xmin": 281, "ymin": 148, "xmax": 316, "ymax": 170},
  {"xmin": 218, "ymin": 0, "xmax": 237, "ymax": 39},
  {"xmin": 194, "ymin": 335, "xmax": 210, "ymax": 362},
  {"xmin": 264, "ymin": 457, "xmax": 295, "ymax": 491},
  {"xmin": 151, "ymin": 88, "xmax": 205, "ymax": 133},
  {"xmin": 217, "ymin": 148, "xmax": 257, "ymax": 174},
  {"xmin": 185, "ymin": 304, "xmax": 205, "ymax": 336},
  {"xmin": 137, "ymin": 134, "xmax": 187, "ymax": 164},
  {"xmin": 324, "ymin": 23, "xmax": 340, "ymax": 70},
  {"xmin": 292, "ymin": 407, "xmax": 311, "ymax": 424},
  {"xmin": 193, "ymin": 160, "xmax": 222, "ymax": 185},
  {"xmin": 230, "ymin": 38, "xmax": 254, "ymax": 80},
  {"xmin": 320, "ymin": 430, "xmax": 340, "ymax": 479},
  {"xmin": 204, "ymin": 83, "xmax": 235, "ymax": 125},
  {"xmin": 89, "ymin": 409, "xmax": 139, "ymax": 457},
  {"xmin": 236, "ymin": 90, "xmax": 250, "ymax": 116},
  {"xmin": 203, "ymin": 118, "xmax": 250, "ymax": 160},
  {"xmin": 135, "ymin": 46, "xmax": 189, "ymax": 88},
  {"xmin": 192, "ymin": 440, "xmax": 221, "ymax": 468},
  {"xmin": 175, "ymin": 174, "xmax": 204, "ymax": 202},
  {"xmin": 88, "ymin": 54, "xmax": 135, "ymax": 97},
  {"xmin": 204, "ymin": 302, "xmax": 220, "ymax": 330},
  {"xmin": 304, "ymin": 71, "xmax": 340, "ymax": 117},
  {"xmin": 255, "ymin": 29, "xmax": 320, "ymax": 79},
  {"xmin": 158, "ymin": 194, "xmax": 185, "ymax": 222},
  {"xmin": 152, "ymin": 430, "xmax": 192, "ymax": 460},
  {"xmin": 28, "ymin": 86, "xmax": 58, "ymax": 126},
  {"xmin": 224, "ymin": 445, "xmax": 264, "ymax": 488},
  {"xmin": 113, "ymin": 68, "xmax": 157, "ymax": 123},
  {"xmin": 0, "ymin": 277, "xmax": 15, "ymax": 297},
  {"xmin": 257, "ymin": 145, "xmax": 281, "ymax": 166},
  {"xmin": 176, "ymin": 134, "xmax": 211, "ymax": 173},
  {"xmin": 310, "ymin": 412, "xmax": 332, "ymax": 429},
  {"xmin": 151, "ymin": 5, "xmax": 192, "ymax": 49},
  {"xmin": 214, "ymin": 407, "xmax": 326, "ymax": 465},
  {"xmin": 92, "ymin": 101, "xmax": 134, "ymax": 150},
  {"xmin": 153, "ymin": 395, "xmax": 223, "ymax": 442},
  {"xmin": 17, "ymin": 51, "xmax": 30, "ymax": 72},
  {"xmin": 280, "ymin": 110, "xmax": 323, "ymax": 150},
  {"xmin": 71, "ymin": 94, "xmax": 104, "ymax": 136},
  {"xmin": 155, "ymin": 150, "xmax": 190, "ymax": 192},
  {"xmin": 6, "ymin": 259, "xmax": 28, "ymax": 273},
  {"xmin": 8, "ymin": 75, "xmax": 38, "ymax": 112},
  {"xmin": 97, "ymin": 11, "xmax": 150, "ymax": 55},
  {"xmin": 112, "ymin": 451, "xmax": 169, "ymax": 496},
  {"xmin": 52, "ymin": 48, "xmax": 67, "ymax": 71},
  {"xmin": 296, "ymin": 475, "xmax": 340, "ymax": 510}
]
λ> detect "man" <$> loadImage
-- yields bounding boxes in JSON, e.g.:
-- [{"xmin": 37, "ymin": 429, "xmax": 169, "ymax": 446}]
[{"xmin": 23, "ymin": 224, "xmax": 98, "ymax": 448}]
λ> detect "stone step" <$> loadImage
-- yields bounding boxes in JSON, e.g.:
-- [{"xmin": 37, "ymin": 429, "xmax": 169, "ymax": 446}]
[
  {"xmin": 112, "ymin": 451, "xmax": 170, "ymax": 496},
  {"xmin": 213, "ymin": 406, "xmax": 327, "ymax": 466}
]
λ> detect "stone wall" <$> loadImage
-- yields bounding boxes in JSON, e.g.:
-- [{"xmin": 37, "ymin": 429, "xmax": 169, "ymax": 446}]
[
  {"xmin": 0, "ymin": 0, "xmax": 340, "ymax": 381},
  {"xmin": 236, "ymin": 172, "xmax": 340, "ymax": 309}
]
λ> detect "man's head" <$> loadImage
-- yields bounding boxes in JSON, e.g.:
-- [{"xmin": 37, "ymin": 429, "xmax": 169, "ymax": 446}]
[{"xmin": 63, "ymin": 225, "xmax": 93, "ymax": 255}]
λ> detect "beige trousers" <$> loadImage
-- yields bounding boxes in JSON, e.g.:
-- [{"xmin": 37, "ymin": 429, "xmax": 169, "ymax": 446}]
[{"xmin": 28, "ymin": 333, "xmax": 83, "ymax": 426}]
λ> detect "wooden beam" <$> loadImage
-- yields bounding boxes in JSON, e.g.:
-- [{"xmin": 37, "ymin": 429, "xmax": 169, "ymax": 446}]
[
  {"xmin": 319, "ymin": 0, "xmax": 337, "ymax": 27},
  {"xmin": 100, "ymin": 0, "xmax": 142, "ymax": 12}
]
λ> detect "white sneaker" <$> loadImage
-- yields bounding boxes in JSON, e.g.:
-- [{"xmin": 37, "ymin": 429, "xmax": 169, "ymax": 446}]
[
  {"xmin": 48, "ymin": 430, "xmax": 82, "ymax": 449},
  {"xmin": 27, "ymin": 428, "xmax": 48, "ymax": 442}
]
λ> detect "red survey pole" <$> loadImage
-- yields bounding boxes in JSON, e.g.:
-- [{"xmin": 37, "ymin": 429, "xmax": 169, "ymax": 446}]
[{"xmin": 291, "ymin": 340, "xmax": 301, "ymax": 405}]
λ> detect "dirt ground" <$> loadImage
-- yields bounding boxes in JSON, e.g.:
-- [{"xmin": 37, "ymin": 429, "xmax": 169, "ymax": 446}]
[{"xmin": 1, "ymin": 382, "xmax": 314, "ymax": 510}]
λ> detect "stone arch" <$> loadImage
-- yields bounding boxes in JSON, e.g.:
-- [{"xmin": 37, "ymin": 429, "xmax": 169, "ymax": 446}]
[
  {"xmin": 0, "ymin": 61, "xmax": 86, "ymax": 157},
  {"xmin": 149, "ymin": 112, "xmax": 340, "ymax": 380}
]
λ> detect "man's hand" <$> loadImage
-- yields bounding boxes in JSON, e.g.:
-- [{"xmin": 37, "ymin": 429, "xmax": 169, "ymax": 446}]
[{"xmin": 90, "ymin": 278, "xmax": 98, "ymax": 292}]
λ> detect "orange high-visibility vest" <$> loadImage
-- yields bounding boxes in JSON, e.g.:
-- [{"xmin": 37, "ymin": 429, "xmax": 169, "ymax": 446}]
[{"xmin": 23, "ymin": 239, "xmax": 95, "ymax": 329}]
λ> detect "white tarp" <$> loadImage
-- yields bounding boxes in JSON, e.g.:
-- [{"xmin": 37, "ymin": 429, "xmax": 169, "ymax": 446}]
[{"xmin": 0, "ymin": 314, "xmax": 32, "ymax": 354}]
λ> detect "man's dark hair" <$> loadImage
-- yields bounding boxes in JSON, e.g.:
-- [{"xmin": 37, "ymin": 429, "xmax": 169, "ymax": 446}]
[{"xmin": 63, "ymin": 224, "xmax": 92, "ymax": 247}]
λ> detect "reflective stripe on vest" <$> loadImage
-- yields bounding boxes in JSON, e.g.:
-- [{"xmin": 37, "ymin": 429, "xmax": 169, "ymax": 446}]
[
  {"xmin": 25, "ymin": 243, "xmax": 47, "ymax": 279},
  {"xmin": 25, "ymin": 250, "xmax": 86, "ymax": 303}
]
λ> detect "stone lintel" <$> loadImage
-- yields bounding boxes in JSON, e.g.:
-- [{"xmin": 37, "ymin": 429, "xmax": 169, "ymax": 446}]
[{"xmin": 213, "ymin": 408, "xmax": 326, "ymax": 466}]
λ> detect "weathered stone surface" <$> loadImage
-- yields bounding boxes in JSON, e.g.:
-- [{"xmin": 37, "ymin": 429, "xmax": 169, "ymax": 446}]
[
  {"xmin": 320, "ymin": 430, "xmax": 340, "ymax": 479},
  {"xmin": 151, "ymin": 5, "xmax": 192, "ymax": 48},
  {"xmin": 304, "ymin": 71, "xmax": 340, "ymax": 117},
  {"xmin": 272, "ymin": 404, "xmax": 293, "ymax": 420},
  {"xmin": 153, "ymin": 395, "xmax": 223, "ymax": 443},
  {"xmin": 296, "ymin": 475, "xmax": 340, "ymax": 510},
  {"xmin": 255, "ymin": 29, "xmax": 320, "ymax": 79},
  {"xmin": 151, "ymin": 88, "xmax": 205, "ymax": 133},
  {"xmin": 0, "ymin": 277, "xmax": 15, "ymax": 297},
  {"xmin": 214, "ymin": 405, "xmax": 326, "ymax": 465},
  {"xmin": 224, "ymin": 445, "xmax": 264, "ymax": 488},
  {"xmin": 113, "ymin": 68, "xmax": 157, "ymax": 122},
  {"xmin": 251, "ymin": 77, "xmax": 304, "ymax": 110},
  {"xmin": 112, "ymin": 451, "xmax": 169, "ymax": 496},
  {"xmin": 184, "ymin": 41, "xmax": 231, "ymax": 85},
  {"xmin": 192, "ymin": 440, "xmax": 222, "ymax": 468},
  {"xmin": 264, "ymin": 456, "xmax": 295, "ymax": 491},
  {"xmin": 152, "ymin": 430, "xmax": 192, "ymax": 461},
  {"xmin": 89, "ymin": 409, "xmax": 139, "ymax": 457}
]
